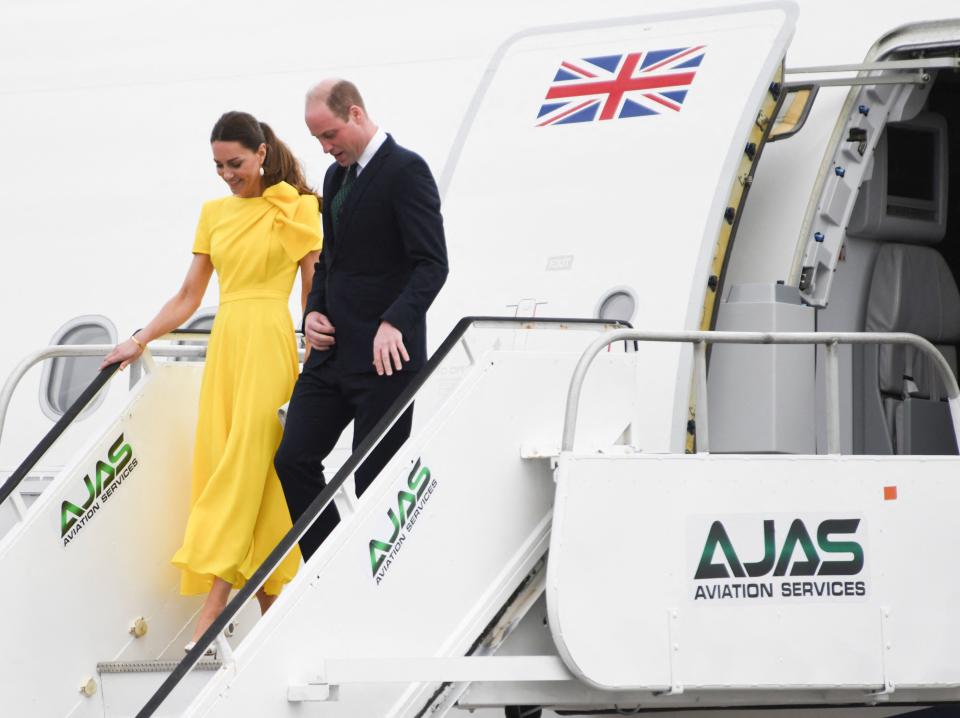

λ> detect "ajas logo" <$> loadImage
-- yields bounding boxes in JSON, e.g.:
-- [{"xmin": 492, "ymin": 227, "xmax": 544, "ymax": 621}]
[
  {"xmin": 60, "ymin": 434, "xmax": 138, "ymax": 546},
  {"xmin": 690, "ymin": 515, "xmax": 867, "ymax": 602},
  {"xmin": 367, "ymin": 457, "xmax": 438, "ymax": 585}
]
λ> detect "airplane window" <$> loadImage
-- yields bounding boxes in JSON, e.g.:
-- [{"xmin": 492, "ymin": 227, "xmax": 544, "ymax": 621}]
[
  {"xmin": 173, "ymin": 308, "xmax": 216, "ymax": 361},
  {"xmin": 182, "ymin": 309, "xmax": 216, "ymax": 333},
  {"xmin": 597, "ymin": 288, "xmax": 637, "ymax": 324},
  {"xmin": 39, "ymin": 315, "xmax": 117, "ymax": 421},
  {"xmin": 769, "ymin": 85, "xmax": 818, "ymax": 142}
]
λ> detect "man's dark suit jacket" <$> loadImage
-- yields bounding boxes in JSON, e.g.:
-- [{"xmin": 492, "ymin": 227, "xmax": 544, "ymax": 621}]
[{"xmin": 304, "ymin": 135, "xmax": 448, "ymax": 373}]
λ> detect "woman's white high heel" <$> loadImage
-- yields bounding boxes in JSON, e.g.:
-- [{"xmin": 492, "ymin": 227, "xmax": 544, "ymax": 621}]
[{"xmin": 183, "ymin": 641, "xmax": 218, "ymax": 658}]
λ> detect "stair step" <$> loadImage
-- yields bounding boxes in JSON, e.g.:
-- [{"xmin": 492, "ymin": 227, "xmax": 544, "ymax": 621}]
[
  {"xmin": 98, "ymin": 659, "xmax": 221, "ymax": 717},
  {"xmin": 98, "ymin": 659, "xmax": 222, "ymax": 673}
]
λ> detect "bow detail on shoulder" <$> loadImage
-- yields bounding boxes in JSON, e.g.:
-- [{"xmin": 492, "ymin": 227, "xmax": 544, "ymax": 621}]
[{"xmin": 262, "ymin": 181, "xmax": 322, "ymax": 262}]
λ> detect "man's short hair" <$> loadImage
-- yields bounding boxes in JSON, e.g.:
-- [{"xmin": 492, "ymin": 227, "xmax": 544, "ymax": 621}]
[{"xmin": 325, "ymin": 80, "xmax": 365, "ymax": 121}]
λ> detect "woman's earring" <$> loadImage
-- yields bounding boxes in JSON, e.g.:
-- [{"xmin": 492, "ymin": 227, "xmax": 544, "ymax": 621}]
[{"xmin": 259, "ymin": 165, "xmax": 265, "ymax": 177}]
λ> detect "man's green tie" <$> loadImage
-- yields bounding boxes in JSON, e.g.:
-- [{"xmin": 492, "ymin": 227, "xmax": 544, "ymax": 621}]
[{"xmin": 331, "ymin": 163, "xmax": 358, "ymax": 234}]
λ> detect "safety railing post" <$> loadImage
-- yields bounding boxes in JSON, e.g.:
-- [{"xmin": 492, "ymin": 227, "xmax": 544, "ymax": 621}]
[
  {"xmin": 950, "ymin": 396, "xmax": 960, "ymax": 449},
  {"xmin": 561, "ymin": 329, "xmax": 960, "ymax": 458},
  {"xmin": 824, "ymin": 340, "xmax": 841, "ymax": 455},
  {"xmin": 10, "ymin": 490, "xmax": 28, "ymax": 521},
  {"xmin": 461, "ymin": 337, "xmax": 475, "ymax": 365}
]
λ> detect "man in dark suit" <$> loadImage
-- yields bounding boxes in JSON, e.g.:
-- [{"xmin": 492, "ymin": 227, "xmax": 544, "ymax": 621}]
[{"xmin": 274, "ymin": 79, "xmax": 448, "ymax": 561}]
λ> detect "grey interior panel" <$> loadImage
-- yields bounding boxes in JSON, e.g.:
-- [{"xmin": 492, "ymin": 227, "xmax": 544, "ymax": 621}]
[{"xmin": 709, "ymin": 283, "xmax": 816, "ymax": 453}]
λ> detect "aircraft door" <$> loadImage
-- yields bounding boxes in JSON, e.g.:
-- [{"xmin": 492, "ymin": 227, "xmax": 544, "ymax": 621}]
[{"xmin": 435, "ymin": 1, "xmax": 797, "ymax": 451}]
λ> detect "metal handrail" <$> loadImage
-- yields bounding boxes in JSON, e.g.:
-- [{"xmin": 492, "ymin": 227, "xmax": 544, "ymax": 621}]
[
  {"xmin": 0, "ymin": 337, "xmax": 211, "ymax": 509},
  {"xmin": 0, "ymin": 360, "xmax": 121, "ymax": 509},
  {"xmin": 137, "ymin": 315, "xmax": 630, "ymax": 717},
  {"xmin": 0, "ymin": 341, "xmax": 209, "ymax": 450},
  {"xmin": 561, "ymin": 329, "xmax": 960, "ymax": 455},
  {"xmin": 166, "ymin": 329, "xmax": 214, "ymax": 340},
  {"xmin": 785, "ymin": 57, "xmax": 960, "ymax": 74}
]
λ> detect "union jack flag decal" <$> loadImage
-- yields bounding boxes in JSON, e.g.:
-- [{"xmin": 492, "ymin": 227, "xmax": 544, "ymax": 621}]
[{"xmin": 536, "ymin": 46, "xmax": 706, "ymax": 126}]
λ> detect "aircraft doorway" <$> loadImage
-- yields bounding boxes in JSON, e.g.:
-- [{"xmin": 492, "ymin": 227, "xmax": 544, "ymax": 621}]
[
  {"xmin": 706, "ymin": 26, "xmax": 960, "ymax": 458},
  {"xmin": 805, "ymin": 40, "xmax": 960, "ymax": 456}
]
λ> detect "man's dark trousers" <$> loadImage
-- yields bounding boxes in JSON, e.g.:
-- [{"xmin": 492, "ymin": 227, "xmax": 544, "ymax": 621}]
[
  {"xmin": 276, "ymin": 133, "xmax": 447, "ymax": 562},
  {"xmin": 275, "ymin": 354, "xmax": 413, "ymax": 560}
]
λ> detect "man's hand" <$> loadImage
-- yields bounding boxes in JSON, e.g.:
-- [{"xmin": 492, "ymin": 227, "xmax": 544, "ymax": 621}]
[
  {"xmin": 304, "ymin": 311, "xmax": 336, "ymax": 351},
  {"xmin": 373, "ymin": 320, "xmax": 409, "ymax": 376}
]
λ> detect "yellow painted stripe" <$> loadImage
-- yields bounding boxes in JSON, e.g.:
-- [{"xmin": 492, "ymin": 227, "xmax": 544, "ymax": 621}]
[{"xmin": 685, "ymin": 63, "xmax": 785, "ymax": 453}]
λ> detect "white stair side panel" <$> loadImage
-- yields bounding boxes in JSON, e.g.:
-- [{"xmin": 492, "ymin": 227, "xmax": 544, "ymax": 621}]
[
  {"xmin": 459, "ymin": 598, "xmax": 950, "ymax": 712},
  {"xmin": 548, "ymin": 453, "xmax": 960, "ymax": 696},
  {"xmin": 99, "ymin": 662, "xmax": 221, "ymax": 718},
  {"xmin": 181, "ymin": 350, "xmax": 637, "ymax": 718},
  {"xmin": 0, "ymin": 472, "xmax": 58, "ymax": 541},
  {"xmin": 0, "ymin": 364, "xmax": 206, "ymax": 718}
]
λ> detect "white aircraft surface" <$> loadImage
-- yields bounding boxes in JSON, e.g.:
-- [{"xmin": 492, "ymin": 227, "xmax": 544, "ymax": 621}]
[{"xmin": 1, "ymin": 0, "xmax": 959, "ymax": 716}]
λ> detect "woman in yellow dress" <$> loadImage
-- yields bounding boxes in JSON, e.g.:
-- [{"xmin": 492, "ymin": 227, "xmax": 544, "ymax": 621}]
[{"xmin": 102, "ymin": 111, "xmax": 321, "ymax": 650}]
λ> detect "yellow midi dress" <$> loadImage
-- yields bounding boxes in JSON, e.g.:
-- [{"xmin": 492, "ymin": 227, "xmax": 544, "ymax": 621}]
[{"xmin": 172, "ymin": 181, "xmax": 321, "ymax": 596}]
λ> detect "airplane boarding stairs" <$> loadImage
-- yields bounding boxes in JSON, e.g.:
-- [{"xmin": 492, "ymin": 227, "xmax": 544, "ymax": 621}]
[
  {"xmin": 3, "ymin": 320, "xmax": 959, "ymax": 717},
  {"xmin": 0, "ymin": 317, "xmax": 639, "ymax": 717}
]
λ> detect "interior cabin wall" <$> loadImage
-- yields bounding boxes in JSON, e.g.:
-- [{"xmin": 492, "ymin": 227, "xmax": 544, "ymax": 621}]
[
  {"xmin": 714, "ymin": 47, "xmax": 960, "ymax": 456},
  {"xmin": 928, "ymin": 74, "xmax": 960, "ymax": 274},
  {"xmin": 816, "ymin": 68, "xmax": 960, "ymax": 454},
  {"xmin": 722, "ymin": 87, "xmax": 851, "ymax": 291}
]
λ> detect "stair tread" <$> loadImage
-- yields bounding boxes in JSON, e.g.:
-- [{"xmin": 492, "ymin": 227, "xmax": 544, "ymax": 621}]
[{"xmin": 97, "ymin": 659, "xmax": 222, "ymax": 673}]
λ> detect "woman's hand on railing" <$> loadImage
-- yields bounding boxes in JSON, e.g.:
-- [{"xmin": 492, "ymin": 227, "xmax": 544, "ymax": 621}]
[{"xmin": 100, "ymin": 337, "xmax": 144, "ymax": 371}]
